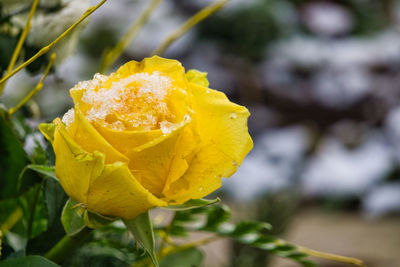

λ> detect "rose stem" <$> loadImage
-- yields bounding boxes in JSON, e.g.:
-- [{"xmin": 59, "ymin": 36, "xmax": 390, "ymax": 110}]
[{"xmin": 44, "ymin": 227, "xmax": 93, "ymax": 264}]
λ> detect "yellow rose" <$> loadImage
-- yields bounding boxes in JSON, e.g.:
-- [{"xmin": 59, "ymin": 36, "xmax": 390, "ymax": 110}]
[{"xmin": 40, "ymin": 56, "xmax": 253, "ymax": 219}]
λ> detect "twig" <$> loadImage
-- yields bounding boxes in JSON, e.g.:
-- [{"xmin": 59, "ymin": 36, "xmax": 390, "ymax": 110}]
[
  {"xmin": 298, "ymin": 245, "xmax": 366, "ymax": 267},
  {"xmin": 0, "ymin": 0, "xmax": 40, "ymax": 94},
  {"xmin": 0, "ymin": 0, "xmax": 108, "ymax": 89},
  {"xmin": 9, "ymin": 53, "xmax": 56, "ymax": 116},
  {"xmin": 99, "ymin": 0, "xmax": 163, "ymax": 73},
  {"xmin": 151, "ymin": 0, "xmax": 228, "ymax": 56},
  {"xmin": 0, "ymin": 208, "xmax": 23, "ymax": 236}
]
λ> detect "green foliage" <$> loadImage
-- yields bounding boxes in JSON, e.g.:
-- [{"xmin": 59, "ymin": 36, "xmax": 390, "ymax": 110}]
[
  {"xmin": 0, "ymin": 111, "xmax": 68, "ymax": 257},
  {"xmin": 0, "ymin": 184, "xmax": 48, "ymax": 254},
  {"xmin": 25, "ymin": 165, "xmax": 57, "ymax": 181},
  {"xmin": 27, "ymin": 178, "xmax": 68, "ymax": 255},
  {"xmin": 0, "ymin": 111, "xmax": 30, "ymax": 199},
  {"xmin": 62, "ymin": 223, "xmax": 144, "ymax": 267},
  {"xmin": 0, "ymin": 255, "xmax": 59, "ymax": 267},
  {"xmin": 160, "ymin": 247, "xmax": 203, "ymax": 267},
  {"xmin": 165, "ymin": 204, "xmax": 316, "ymax": 267},
  {"xmin": 166, "ymin": 197, "xmax": 220, "ymax": 211},
  {"xmin": 0, "ymin": 33, "xmax": 18, "ymax": 74}
]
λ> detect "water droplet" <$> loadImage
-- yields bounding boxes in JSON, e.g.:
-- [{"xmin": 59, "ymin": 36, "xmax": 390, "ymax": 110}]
[
  {"xmin": 199, "ymin": 186, "xmax": 204, "ymax": 192},
  {"xmin": 229, "ymin": 112, "xmax": 237, "ymax": 119},
  {"xmin": 206, "ymin": 90, "xmax": 210, "ymax": 94}
]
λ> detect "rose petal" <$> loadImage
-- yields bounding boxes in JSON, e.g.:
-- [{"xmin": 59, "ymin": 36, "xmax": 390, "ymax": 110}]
[
  {"xmin": 67, "ymin": 108, "xmax": 129, "ymax": 164},
  {"xmin": 53, "ymin": 118, "xmax": 104, "ymax": 205},
  {"xmin": 87, "ymin": 161, "xmax": 167, "ymax": 219},
  {"xmin": 95, "ymin": 126, "xmax": 163, "ymax": 155},
  {"xmin": 163, "ymin": 83, "xmax": 253, "ymax": 203},
  {"xmin": 126, "ymin": 119, "xmax": 191, "ymax": 197},
  {"xmin": 161, "ymin": 126, "xmax": 198, "ymax": 194},
  {"xmin": 186, "ymin": 69, "xmax": 210, "ymax": 87},
  {"xmin": 52, "ymin": 119, "xmax": 167, "ymax": 219},
  {"xmin": 116, "ymin": 56, "xmax": 187, "ymax": 85}
]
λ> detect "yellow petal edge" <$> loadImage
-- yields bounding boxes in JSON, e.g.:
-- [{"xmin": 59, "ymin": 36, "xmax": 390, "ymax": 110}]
[{"xmin": 39, "ymin": 119, "xmax": 167, "ymax": 219}]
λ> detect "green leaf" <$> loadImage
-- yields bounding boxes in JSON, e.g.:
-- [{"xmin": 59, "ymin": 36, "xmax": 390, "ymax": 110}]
[
  {"xmin": 27, "ymin": 165, "xmax": 57, "ymax": 180},
  {"xmin": 0, "ymin": 255, "xmax": 59, "ymax": 267},
  {"xmin": 43, "ymin": 178, "xmax": 67, "ymax": 226},
  {"xmin": 61, "ymin": 223, "xmax": 145, "ymax": 266},
  {"xmin": 123, "ymin": 212, "xmax": 158, "ymax": 267},
  {"xmin": 166, "ymin": 198, "xmax": 220, "ymax": 211},
  {"xmin": 166, "ymin": 205, "xmax": 316, "ymax": 267},
  {"xmin": 27, "ymin": 179, "xmax": 67, "ymax": 255},
  {"xmin": 0, "ymin": 111, "xmax": 30, "ymax": 199},
  {"xmin": 17, "ymin": 166, "xmax": 44, "ymax": 193},
  {"xmin": 21, "ymin": 185, "xmax": 48, "ymax": 239},
  {"xmin": 61, "ymin": 199, "xmax": 85, "ymax": 236},
  {"xmin": 84, "ymin": 210, "xmax": 116, "ymax": 229},
  {"xmin": 230, "ymin": 221, "xmax": 272, "ymax": 237},
  {"xmin": 62, "ymin": 243, "xmax": 132, "ymax": 267},
  {"xmin": 160, "ymin": 247, "xmax": 203, "ymax": 267},
  {"xmin": 201, "ymin": 204, "xmax": 231, "ymax": 231}
]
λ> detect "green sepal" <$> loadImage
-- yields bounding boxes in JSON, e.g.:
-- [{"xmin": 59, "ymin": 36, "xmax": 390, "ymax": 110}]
[
  {"xmin": 84, "ymin": 210, "xmax": 116, "ymax": 229},
  {"xmin": 61, "ymin": 199, "xmax": 85, "ymax": 236},
  {"xmin": 166, "ymin": 198, "xmax": 220, "ymax": 211},
  {"xmin": 123, "ymin": 212, "xmax": 158, "ymax": 267}
]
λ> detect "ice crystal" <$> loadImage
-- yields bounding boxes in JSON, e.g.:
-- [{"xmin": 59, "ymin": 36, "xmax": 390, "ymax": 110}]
[
  {"xmin": 74, "ymin": 71, "xmax": 180, "ymax": 132},
  {"xmin": 62, "ymin": 108, "xmax": 75, "ymax": 126}
]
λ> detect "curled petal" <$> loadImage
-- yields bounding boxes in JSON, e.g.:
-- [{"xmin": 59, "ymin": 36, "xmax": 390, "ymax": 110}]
[
  {"xmin": 162, "ymin": 126, "xmax": 198, "ymax": 194},
  {"xmin": 94, "ymin": 125, "xmax": 163, "ymax": 155},
  {"xmin": 115, "ymin": 56, "xmax": 187, "ymax": 85},
  {"xmin": 51, "ymin": 119, "xmax": 167, "ymax": 219},
  {"xmin": 87, "ymin": 161, "xmax": 167, "ymax": 219},
  {"xmin": 67, "ymin": 109, "xmax": 129, "ymax": 164},
  {"xmin": 163, "ymin": 83, "xmax": 253, "ymax": 203},
  {"xmin": 52, "ymin": 118, "xmax": 104, "ymax": 205},
  {"xmin": 186, "ymin": 69, "xmax": 209, "ymax": 87},
  {"xmin": 126, "ymin": 119, "xmax": 191, "ymax": 197}
]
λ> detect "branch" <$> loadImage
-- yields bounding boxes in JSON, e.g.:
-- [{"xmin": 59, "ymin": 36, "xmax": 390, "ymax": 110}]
[
  {"xmin": 0, "ymin": 0, "xmax": 108, "ymax": 90},
  {"xmin": 298, "ymin": 246, "xmax": 366, "ymax": 267},
  {"xmin": 0, "ymin": 0, "xmax": 40, "ymax": 94},
  {"xmin": 99, "ymin": 0, "xmax": 163, "ymax": 73},
  {"xmin": 9, "ymin": 53, "xmax": 56, "ymax": 116},
  {"xmin": 151, "ymin": 0, "xmax": 228, "ymax": 56}
]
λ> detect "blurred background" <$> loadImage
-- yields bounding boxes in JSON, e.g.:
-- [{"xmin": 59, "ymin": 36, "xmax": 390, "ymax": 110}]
[{"xmin": 1, "ymin": 0, "xmax": 400, "ymax": 266}]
